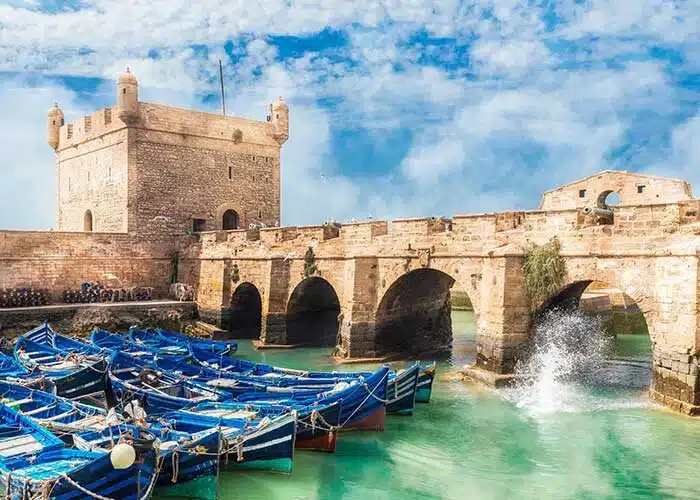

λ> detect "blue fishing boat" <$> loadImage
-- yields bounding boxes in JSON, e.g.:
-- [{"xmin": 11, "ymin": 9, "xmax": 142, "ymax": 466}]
[
  {"xmin": 24, "ymin": 322, "xmax": 103, "ymax": 356},
  {"xmin": 106, "ymin": 352, "xmax": 232, "ymax": 415},
  {"xmin": 416, "ymin": 362, "xmax": 437, "ymax": 403},
  {"xmin": 157, "ymin": 410, "xmax": 297, "ymax": 472},
  {"xmin": 153, "ymin": 356, "xmax": 269, "ymax": 397},
  {"xmin": 74, "ymin": 423, "xmax": 222, "ymax": 489},
  {"xmin": 161, "ymin": 353, "xmax": 420, "ymax": 415},
  {"xmin": 132, "ymin": 327, "xmax": 236, "ymax": 356},
  {"xmin": 0, "ymin": 403, "xmax": 155, "ymax": 499},
  {"xmin": 191, "ymin": 347, "xmax": 420, "ymax": 415},
  {"xmin": 13, "ymin": 338, "xmax": 107, "ymax": 400},
  {"xmin": 0, "ymin": 353, "xmax": 29, "ymax": 378},
  {"xmin": 91, "ymin": 328, "xmax": 190, "ymax": 362},
  {"xmin": 236, "ymin": 365, "xmax": 391, "ymax": 431},
  {"xmin": 0, "ymin": 380, "xmax": 106, "ymax": 438},
  {"xmin": 192, "ymin": 400, "xmax": 343, "ymax": 453}
]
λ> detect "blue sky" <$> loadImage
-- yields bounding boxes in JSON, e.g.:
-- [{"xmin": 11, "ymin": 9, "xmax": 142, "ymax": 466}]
[{"xmin": 0, "ymin": 0, "xmax": 699, "ymax": 229}]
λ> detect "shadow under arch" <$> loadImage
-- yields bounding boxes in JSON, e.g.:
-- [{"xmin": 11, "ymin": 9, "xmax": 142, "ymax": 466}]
[
  {"xmin": 375, "ymin": 268, "xmax": 457, "ymax": 358},
  {"xmin": 286, "ymin": 277, "xmax": 341, "ymax": 347},
  {"xmin": 226, "ymin": 282, "xmax": 262, "ymax": 339}
]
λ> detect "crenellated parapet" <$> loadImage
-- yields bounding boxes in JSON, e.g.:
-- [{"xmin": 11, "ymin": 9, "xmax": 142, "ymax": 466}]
[{"xmin": 50, "ymin": 67, "xmax": 289, "ymax": 234}]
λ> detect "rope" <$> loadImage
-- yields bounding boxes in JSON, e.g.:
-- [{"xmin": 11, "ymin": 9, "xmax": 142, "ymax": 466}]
[
  {"xmin": 339, "ymin": 371, "xmax": 390, "ymax": 428},
  {"xmin": 59, "ymin": 475, "xmax": 116, "ymax": 500},
  {"xmin": 171, "ymin": 450, "xmax": 180, "ymax": 483},
  {"xmin": 232, "ymin": 435, "xmax": 244, "ymax": 462},
  {"xmin": 363, "ymin": 383, "xmax": 390, "ymax": 404}
]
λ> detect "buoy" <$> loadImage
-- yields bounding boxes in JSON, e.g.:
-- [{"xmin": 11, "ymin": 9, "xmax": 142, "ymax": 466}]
[{"xmin": 110, "ymin": 443, "xmax": 136, "ymax": 470}]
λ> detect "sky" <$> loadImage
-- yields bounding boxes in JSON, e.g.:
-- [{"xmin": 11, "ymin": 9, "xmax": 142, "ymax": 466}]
[{"xmin": 0, "ymin": 0, "xmax": 699, "ymax": 229}]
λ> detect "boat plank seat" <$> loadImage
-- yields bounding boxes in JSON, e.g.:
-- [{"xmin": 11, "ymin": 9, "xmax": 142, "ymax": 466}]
[
  {"xmin": 45, "ymin": 409, "xmax": 77, "ymax": 421},
  {"xmin": 1, "ymin": 397, "xmax": 34, "ymax": 407},
  {"xmin": 23, "ymin": 404, "xmax": 57, "ymax": 416},
  {"xmin": 0, "ymin": 435, "xmax": 43, "ymax": 457}
]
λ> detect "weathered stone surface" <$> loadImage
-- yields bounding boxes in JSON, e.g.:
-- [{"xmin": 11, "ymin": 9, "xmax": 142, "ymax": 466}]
[
  {"xmin": 14, "ymin": 84, "xmax": 700, "ymax": 416},
  {"xmin": 52, "ymin": 73, "xmax": 287, "ymax": 234}
]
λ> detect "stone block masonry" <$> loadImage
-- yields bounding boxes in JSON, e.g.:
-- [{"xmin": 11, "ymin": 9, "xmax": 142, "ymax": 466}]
[
  {"xmin": 51, "ymin": 69, "xmax": 287, "ymax": 235},
  {"xmin": 34, "ymin": 74, "xmax": 700, "ymax": 416},
  {"xmin": 0, "ymin": 230, "xmax": 191, "ymax": 304},
  {"xmin": 179, "ymin": 171, "xmax": 700, "ymax": 415}
]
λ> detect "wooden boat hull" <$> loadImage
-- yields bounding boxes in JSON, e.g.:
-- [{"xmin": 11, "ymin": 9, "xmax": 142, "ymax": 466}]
[
  {"xmin": 386, "ymin": 362, "xmax": 420, "ymax": 415},
  {"xmin": 0, "ymin": 403, "xmax": 153, "ymax": 500},
  {"xmin": 236, "ymin": 366, "xmax": 390, "ymax": 432},
  {"xmin": 294, "ymin": 402, "xmax": 342, "ymax": 452},
  {"xmin": 51, "ymin": 358, "xmax": 107, "ymax": 400},
  {"xmin": 416, "ymin": 362, "xmax": 437, "ymax": 403},
  {"xmin": 0, "ymin": 450, "xmax": 156, "ymax": 500},
  {"xmin": 223, "ymin": 413, "xmax": 297, "ymax": 472},
  {"xmin": 156, "ymin": 429, "xmax": 222, "ymax": 487}
]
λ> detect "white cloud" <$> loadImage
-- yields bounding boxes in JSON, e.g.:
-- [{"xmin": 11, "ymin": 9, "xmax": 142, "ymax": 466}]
[
  {"xmin": 0, "ymin": 79, "xmax": 84, "ymax": 229},
  {"xmin": 0, "ymin": 0, "xmax": 699, "ymax": 230}
]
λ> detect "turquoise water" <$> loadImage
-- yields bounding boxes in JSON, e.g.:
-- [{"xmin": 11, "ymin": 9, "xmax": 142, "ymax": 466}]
[{"xmin": 157, "ymin": 312, "xmax": 700, "ymax": 500}]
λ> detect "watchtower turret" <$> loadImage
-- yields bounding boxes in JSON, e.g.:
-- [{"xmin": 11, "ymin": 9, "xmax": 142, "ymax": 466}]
[
  {"xmin": 117, "ymin": 67, "xmax": 139, "ymax": 125},
  {"xmin": 47, "ymin": 102, "xmax": 64, "ymax": 150},
  {"xmin": 269, "ymin": 96, "xmax": 289, "ymax": 145}
]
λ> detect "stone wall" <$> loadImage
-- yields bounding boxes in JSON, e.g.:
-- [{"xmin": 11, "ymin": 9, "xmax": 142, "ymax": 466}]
[
  {"xmin": 53, "ymin": 97, "xmax": 284, "ymax": 235},
  {"xmin": 0, "ymin": 231, "xmax": 187, "ymax": 302},
  {"xmin": 539, "ymin": 170, "xmax": 693, "ymax": 211},
  {"xmin": 56, "ymin": 127, "xmax": 129, "ymax": 232},
  {"xmin": 131, "ymin": 136, "xmax": 280, "ymax": 233},
  {"xmin": 0, "ymin": 301, "xmax": 197, "ymax": 339}
]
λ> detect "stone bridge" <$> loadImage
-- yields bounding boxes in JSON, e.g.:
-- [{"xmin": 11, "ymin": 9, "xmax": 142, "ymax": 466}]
[{"xmin": 179, "ymin": 171, "xmax": 700, "ymax": 415}]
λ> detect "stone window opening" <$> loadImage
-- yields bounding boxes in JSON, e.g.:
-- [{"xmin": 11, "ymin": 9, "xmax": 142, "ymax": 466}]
[
  {"xmin": 637, "ymin": 185, "xmax": 646, "ymax": 194},
  {"xmin": 258, "ymin": 209, "xmax": 262, "ymax": 218},
  {"xmin": 228, "ymin": 166, "xmax": 232, "ymax": 180},
  {"xmin": 579, "ymin": 189, "xmax": 586, "ymax": 198},
  {"xmin": 598, "ymin": 191, "xmax": 620, "ymax": 208},
  {"xmin": 123, "ymin": 88, "xmax": 126, "ymax": 94},
  {"xmin": 192, "ymin": 218, "xmax": 206, "ymax": 233},
  {"xmin": 84, "ymin": 210, "xmax": 93, "ymax": 232},
  {"xmin": 223, "ymin": 209, "xmax": 240, "ymax": 230}
]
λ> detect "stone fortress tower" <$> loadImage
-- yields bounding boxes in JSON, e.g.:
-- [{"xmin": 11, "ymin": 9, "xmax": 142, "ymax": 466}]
[{"xmin": 48, "ymin": 68, "xmax": 289, "ymax": 234}]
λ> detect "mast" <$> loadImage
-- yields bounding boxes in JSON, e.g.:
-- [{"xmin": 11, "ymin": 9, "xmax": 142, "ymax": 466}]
[{"xmin": 219, "ymin": 59, "xmax": 226, "ymax": 116}]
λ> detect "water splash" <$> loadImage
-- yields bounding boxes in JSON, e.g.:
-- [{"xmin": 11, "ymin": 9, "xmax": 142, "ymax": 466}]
[{"xmin": 504, "ymin": 309, "xmax": 652, "ymax": 416}]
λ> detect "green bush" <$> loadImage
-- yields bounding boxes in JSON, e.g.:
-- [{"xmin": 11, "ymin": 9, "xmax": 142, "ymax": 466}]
[{"xmin": 523, "ymin": 237, "xmax": 566, "ymax": 312}]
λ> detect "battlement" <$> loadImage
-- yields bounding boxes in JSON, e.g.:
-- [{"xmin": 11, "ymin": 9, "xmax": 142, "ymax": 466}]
[
  {"xmin": 55, "ymin": 102, "xmax": 282, "ymax": 152},
  {"xmin": 136, "ymin": 103, "xmax": 281, "ymax": 149},
  {"xmin": 57, "ymin": 106, "xmax": 125, "ymax": 151}
]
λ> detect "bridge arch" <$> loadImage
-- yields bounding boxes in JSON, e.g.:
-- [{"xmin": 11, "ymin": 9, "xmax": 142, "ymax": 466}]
[
  {"xmin": 286, "ymin": 277, "xmax": 341, "ymax": 347},
  {"xmin": 532, "ymin": 278, "xmax": 653, "ymax": 388},
  {"xmin": 375, "ymin": 268, "xmax": 457, "ymax": 358},
  {"xmin": 227, "ymin": 282, "xmax": 262, "ymax": 339}
]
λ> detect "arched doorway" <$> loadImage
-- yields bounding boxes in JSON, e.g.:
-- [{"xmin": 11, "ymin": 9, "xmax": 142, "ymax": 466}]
[
  {"xmin": 375, "ymin": 268, "xmax": 456, "ymax": 358},
  {"xmin": 528, "ymin": 280, "xmax": 651, "ymax": 390},
  {"xmin": 223, "ymin": 210, "xmax": 239, "ymax": 230},
  {"xmin": 286, "ymin": 277, "xmax": 340, "ymax": 347},
  {"xmin": 84, "ymin": 210, "xmax": 93, "ymax": 232},
  {"xmin": 227, "ymin": 282, "xmax": 262, "ymax": 339}
]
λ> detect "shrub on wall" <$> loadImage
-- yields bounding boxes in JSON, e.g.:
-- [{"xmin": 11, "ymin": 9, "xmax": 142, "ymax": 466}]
[
  {"xmin": 230, "ymin": 264, "xmax": 240, "ymax": 284},
  {"xmin": 523, "ymin": 237, "xmax": 566, "ymax": 312},
  {"xmin": 303, "ymin": 247, "xmax": 318, "ymax": 278}
]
